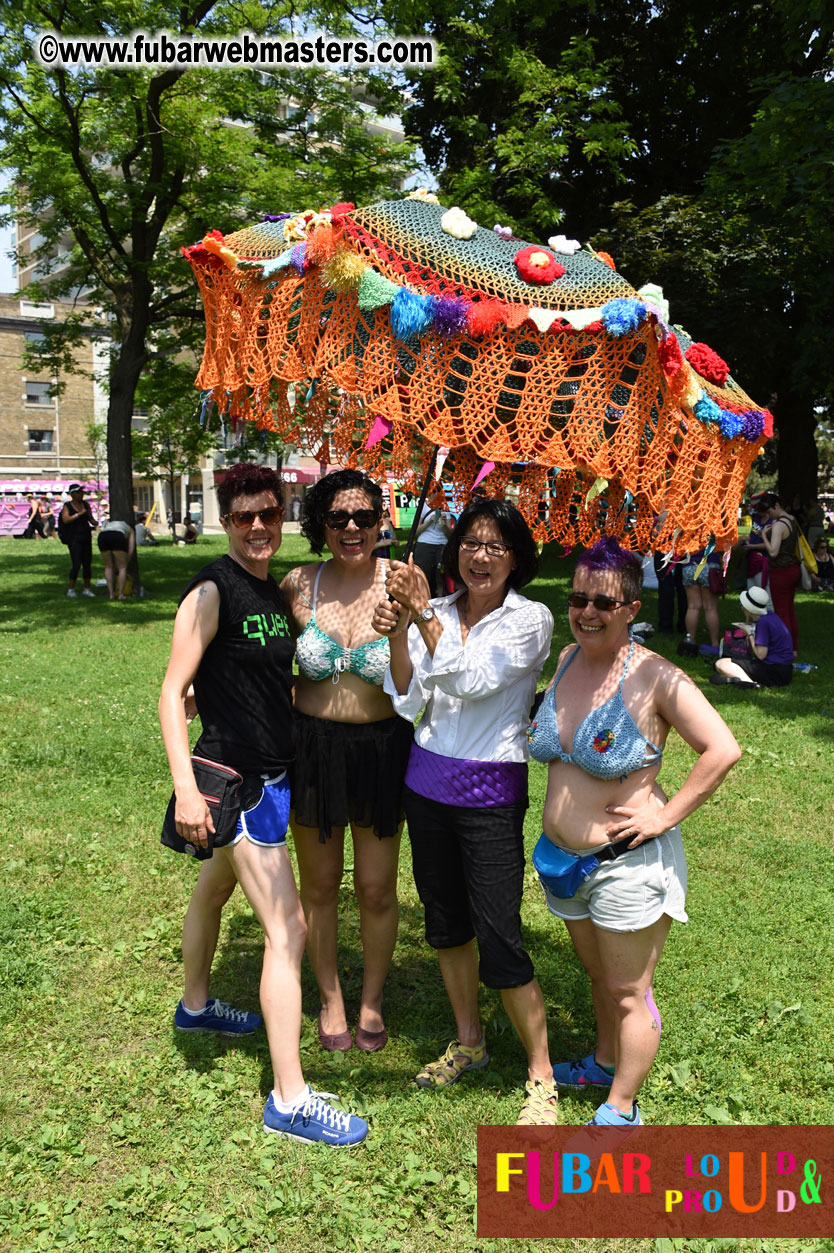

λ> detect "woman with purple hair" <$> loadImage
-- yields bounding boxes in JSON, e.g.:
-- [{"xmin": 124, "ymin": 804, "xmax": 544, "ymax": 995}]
[{"xmin": 528, "ymin": 537, "xmax": 740, "ymax": 1126}]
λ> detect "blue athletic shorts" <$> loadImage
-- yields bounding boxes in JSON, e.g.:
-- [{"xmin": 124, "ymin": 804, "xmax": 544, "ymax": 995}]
[{"xmin": 231, "ymin": 772, "xmax": 291, "ymax": 847}]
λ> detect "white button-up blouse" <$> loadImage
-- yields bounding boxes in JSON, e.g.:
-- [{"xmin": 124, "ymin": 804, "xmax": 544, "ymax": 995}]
[{"xmin": 383, "ymin": 588, "xmax": 554, "ymax": 763}]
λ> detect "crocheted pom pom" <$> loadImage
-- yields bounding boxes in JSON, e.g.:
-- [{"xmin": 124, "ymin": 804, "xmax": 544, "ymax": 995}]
[
  {"xmin": 595, "ymin": 251, "xmax": 617, "ymax": 270},
  {"xmin": 548, "ymin": 234, "xmax": 581, "ymax": 255},
  {"xmin": 320, "ymin": 250, "xmax": 367, "ymax": 292},
  {"xmin": 740, "ymin": 411, "xmax": 766, "ymax": 441},
  {"xmin": 693, "ymin": 395, "xmax": 723, "ymax": 425},
  {"xmin": 466, "ymin": 300, "xmax": 505, "ymax": 337},
  {"xmin": 762, "ymin": 409, "xmax": 774, "ymax": 439},
  {"xmin": 514, "ymin": 245, "xmax": 565, "ymax": 284},
  {"xmin": 329, "ymin": 201, "xmax": 355, "ymax": 217},
  {"xmin": 685, "ymin": 342, "xmax": 730, "ymax": 386},
  {"xmin": 657, "ymin": 331, "xmax": 684, "ymax": 376},
  {"xmin": 428, "ymin": 296, "xmax": 470, "ymax": 337},
  {"xmin": 441, "ymin": 206, "xmax": 478, "ymax": 240},
  {"xmin": 182, "ymin": 243, "xmax": 224, "ymax": 270},
  {"xmin": 306, "ymin": 223, "xmax": 338, "ymax": 265},
  {"xmin": 390, "ymin": 288, "xmax": 432, "ymax": 339},
  {"xmin": 601, "ymin": 298, "xmax": 646, "ymax": 337},
  {"xmin": 356, "ymin": 268, "xmax": 399, "ymax": 309},
  {"xmin": 717, "ymin": 408, "xmax": 744, "ymax": 439}
]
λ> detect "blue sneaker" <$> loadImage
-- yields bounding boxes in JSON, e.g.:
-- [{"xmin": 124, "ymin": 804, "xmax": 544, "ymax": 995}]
[
  {"xmin": 586, "ymin": 1101, "xmax": 643, "ymax": 1126},
  {"xmin": 552, "ymin": 1051, "xmax": 614, "ymax": 1090},
  {"xmin": 263, "ymin": 1088, "xmax": 368, "ymax": 1147},
  {"xmin": 174, "ymin": 998, "xmax": 263, "ymax": 1036}
]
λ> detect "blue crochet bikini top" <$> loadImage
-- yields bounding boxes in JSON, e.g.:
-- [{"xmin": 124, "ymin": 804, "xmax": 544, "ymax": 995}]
[
  {"xmin": 527, "ymin": 640, "xmax": 662, "ymax": 780},
  {"xmin": 294, "ymin": 563, "xmax": 390, "ymax": 686}
]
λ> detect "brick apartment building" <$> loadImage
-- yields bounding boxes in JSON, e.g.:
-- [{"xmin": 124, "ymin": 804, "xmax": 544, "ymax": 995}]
[{"xmin": 0, "ymin": 293, "xmax": 109, "ymax": 486}]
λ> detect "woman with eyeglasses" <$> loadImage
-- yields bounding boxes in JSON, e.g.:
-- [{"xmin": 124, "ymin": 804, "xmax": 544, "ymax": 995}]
[
  {"xmin": 280, "ymin": 469, "xmax": 413, "ymax": 1054},
  {"xmin": 158, "ymin": 463, "xmax": 367, "ymax": 1146},
  {"xmin": 373, "ymin": 497, "xmax": 558, "ymax": 1126},
  {"xmin": 527, "ymin": 538, "xmax": 740, "ymax": 1127}
]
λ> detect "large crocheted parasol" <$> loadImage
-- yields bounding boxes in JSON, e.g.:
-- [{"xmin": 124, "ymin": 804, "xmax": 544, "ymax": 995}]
[{"xmin": 184, "ymin": 195, "xmax": 771, "ymax": 553}]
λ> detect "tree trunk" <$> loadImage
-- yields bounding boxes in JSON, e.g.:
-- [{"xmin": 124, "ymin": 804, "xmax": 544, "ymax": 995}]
[
  {"xmin": 773, "ymin": 387, "xmax": 819, "ymax": 507},
  {"xmin": 107, "ymin": 340, "xmax": 146, "ymax": 591}
]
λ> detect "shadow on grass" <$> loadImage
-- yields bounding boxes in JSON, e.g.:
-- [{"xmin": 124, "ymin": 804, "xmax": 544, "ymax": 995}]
[{"xmin": 171, "ymin": 877, "xmax": 596, "ymax": 1100}]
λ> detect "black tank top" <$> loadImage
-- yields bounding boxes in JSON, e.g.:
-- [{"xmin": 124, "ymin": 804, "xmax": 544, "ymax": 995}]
[{"xmin": 181, "ymin": 555, "xmax": 294, "ymax": 773}]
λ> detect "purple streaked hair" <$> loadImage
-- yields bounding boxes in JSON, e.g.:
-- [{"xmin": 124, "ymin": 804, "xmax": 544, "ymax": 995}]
[{"xmin": 575, "ymin": 537, "xmax": 643, "ymax": 602}]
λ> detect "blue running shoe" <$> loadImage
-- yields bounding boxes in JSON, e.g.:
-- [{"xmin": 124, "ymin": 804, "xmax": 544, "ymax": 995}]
[
  {"xmin": 174, "ymin": 998, "xmax": 263, "ymax": 1036},
  {"xmin": 552, "ymin": 1052, "xmax": 613, "ymax": 1090},
  {"xmin": 263, "ymin": 1088, "xmax": 368, "ymax": 1147},
  {"xmin": 586, "ymin": 1101, "xmax": 643, "ymax": 1126}
]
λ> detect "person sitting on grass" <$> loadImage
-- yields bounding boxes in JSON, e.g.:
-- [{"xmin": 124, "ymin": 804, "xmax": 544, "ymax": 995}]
[
  {"xmin": 528, "ymin": 538, "xmax": 740, "ymax": 1127},
  {"xmin": 711, "ymin": 585, "xmax": 793, "ymax": 688},
  {"xmin": 158, "ymin": 462, "xmax": 367, "ymax": 1147}
]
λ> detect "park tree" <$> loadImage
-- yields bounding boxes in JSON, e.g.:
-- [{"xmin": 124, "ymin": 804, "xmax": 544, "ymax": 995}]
[
  {"xmin": 0, "ymin": 0, "xmax": 415, "ymax": 531},
  {"xmin": 392, "ymin": 0, "xmax": 834, "ymax": 503}
]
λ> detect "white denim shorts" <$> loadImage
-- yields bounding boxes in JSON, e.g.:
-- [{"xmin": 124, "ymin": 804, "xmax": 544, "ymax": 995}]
[{"xmin": 541, "ymin": 825, "xmax": 688, "ymax": 932}]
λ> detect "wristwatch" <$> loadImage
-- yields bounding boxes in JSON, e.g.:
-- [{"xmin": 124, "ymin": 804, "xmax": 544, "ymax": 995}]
[{"xmin": 418, "ymin": 605, "xmax": 436, "ymax": 623}]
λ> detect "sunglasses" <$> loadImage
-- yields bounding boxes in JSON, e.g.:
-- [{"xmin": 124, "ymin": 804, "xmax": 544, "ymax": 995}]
[
  {"xmin": 567, "ymin": 592, "xmax": 634, "ymax": 611},
  {"xmin": 325, "ymin": 509, "xmax": 380, "ymax": 530},
  {"xmin": 224, "ymin": 506, "xmax": 284, "ymax": 529}
]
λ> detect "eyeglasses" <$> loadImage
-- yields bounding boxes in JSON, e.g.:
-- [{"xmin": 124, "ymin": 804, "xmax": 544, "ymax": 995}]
[
  {"xmin": 325, "ymin": 509, "xmax": 380, "ymax": 530},
  {"xmin": 567, "ymin": 592, "xmax": 634, "ymax": 612},
  {"xmin": 459, "ymin": 537, "xmax": 511, "ymax": 558},
  {"xmin": 224, "ymin": 506, "xmax": 284, "ymax": 529}
]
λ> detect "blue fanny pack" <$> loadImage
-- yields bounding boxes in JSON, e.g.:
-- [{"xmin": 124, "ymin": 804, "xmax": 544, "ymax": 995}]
[{"xmin": 532, "ymin": 831, "xmax": 635, "ymax": 898}]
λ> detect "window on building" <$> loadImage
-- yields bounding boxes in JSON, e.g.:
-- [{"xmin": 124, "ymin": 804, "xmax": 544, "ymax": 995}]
[
  {"xmin": 133, "ymin": 483, "xmax": 154, "ymax": 513},
  {"xmin": 25, "ymin": 381, "xmax": 54, "ymax": 406},
  {"xmin": 28, "ymin": 429, "xmax": 54, "ymax": 453},
  {"xmin": 24, "ymin": 330, "xmax": 46, "ymax": 345}
]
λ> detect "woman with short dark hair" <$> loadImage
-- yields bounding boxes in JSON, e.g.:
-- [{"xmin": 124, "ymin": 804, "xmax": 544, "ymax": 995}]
[
  {"xmin": 159, "ymin": 462, "xmax": 367, "ymax": 1146},
  {"xmin": 374, "ymin": 497, "xmax": 557, "ymax": 1126}
]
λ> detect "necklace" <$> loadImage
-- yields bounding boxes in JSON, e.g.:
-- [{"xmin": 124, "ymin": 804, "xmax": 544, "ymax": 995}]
[{"xmin": 460, "ymin": 596, "xmax": 471, "ymax": 628}]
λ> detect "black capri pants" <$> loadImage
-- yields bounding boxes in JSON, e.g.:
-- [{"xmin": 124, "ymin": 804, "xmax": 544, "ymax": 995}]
[
  {"xmin": 68, "ymin": 535, "xmax": 93, "ymax": 581},
  {"xmin": 404, "ymin": 787, "xmax": 535, "ymax": 990}
]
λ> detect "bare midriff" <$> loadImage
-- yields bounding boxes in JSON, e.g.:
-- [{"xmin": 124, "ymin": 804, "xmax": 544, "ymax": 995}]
[
  {"xmin": 294, "ymin": 670, "xmax": 396, "ymax": 724},
  {"xmin": 541, "ymin": 761, "xmax": 668, "ymax": 852}
]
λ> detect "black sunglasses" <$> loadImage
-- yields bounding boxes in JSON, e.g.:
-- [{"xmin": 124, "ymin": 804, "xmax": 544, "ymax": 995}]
[
  {"xmin": 224, "ymin": 506, "xmax": 284, "ymax": 529},
  {"xmin": 325, "ymin": 509, "xmax": 380, "ymax": 530},
  {"xmin": 567, "ymin": 592, "xmax": 634, "ymax": 612}
]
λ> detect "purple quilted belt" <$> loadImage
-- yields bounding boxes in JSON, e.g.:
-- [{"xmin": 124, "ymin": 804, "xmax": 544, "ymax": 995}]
[{"xmin": 405, "ymin": 742, "xmax": 528, "ymax": 808}]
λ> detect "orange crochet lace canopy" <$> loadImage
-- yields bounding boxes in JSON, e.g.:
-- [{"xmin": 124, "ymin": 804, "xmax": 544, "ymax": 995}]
[{"xmin": 184, "ymin": 195, "xmax": 771, "ymax": 553}]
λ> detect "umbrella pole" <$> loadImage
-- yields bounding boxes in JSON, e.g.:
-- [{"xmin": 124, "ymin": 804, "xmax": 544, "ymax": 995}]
[{"xmin": 400, "ymin": 444, "xmax": 439, "ymax": 563}]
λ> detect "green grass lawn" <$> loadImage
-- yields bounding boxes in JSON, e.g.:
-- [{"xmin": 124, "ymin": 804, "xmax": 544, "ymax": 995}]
[{"xmin": 1, "ymin": 534, "xmax": 833, "ymax": 1253}]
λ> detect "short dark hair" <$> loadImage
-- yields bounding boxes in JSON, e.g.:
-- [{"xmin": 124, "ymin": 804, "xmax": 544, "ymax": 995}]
[
  {"xmin": 575, "ymin": 538, "xmax": 643, "ymax": 602},
  {"xmin": 444, "ymin": 497, "xmax": 538, "ymax": 590},
  {"xmin": 301, "ymin": 469, "xmax": 383, "ymax": 556},
  {"xmin": 216, "ymin": 462, "xmax": 283, "ymax": 516},
  {"xmin": 757, "ymin": 491, "xmax": 783, "ymax": 511}
]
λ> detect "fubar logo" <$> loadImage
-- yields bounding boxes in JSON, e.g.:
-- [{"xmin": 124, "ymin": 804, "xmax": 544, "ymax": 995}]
[{"xmin": 477, "ymin": 1126, "xmax": 831, "ymax": 1238}]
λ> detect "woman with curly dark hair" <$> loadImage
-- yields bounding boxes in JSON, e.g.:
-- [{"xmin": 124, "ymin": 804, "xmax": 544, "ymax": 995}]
[
  {"xmin": 373, "ymin": 497, "xmax": 558, "ymax": 1126},
  {"xmin": 280, "ymin": 469, "xmax": 413, "ymax": 1054}
]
